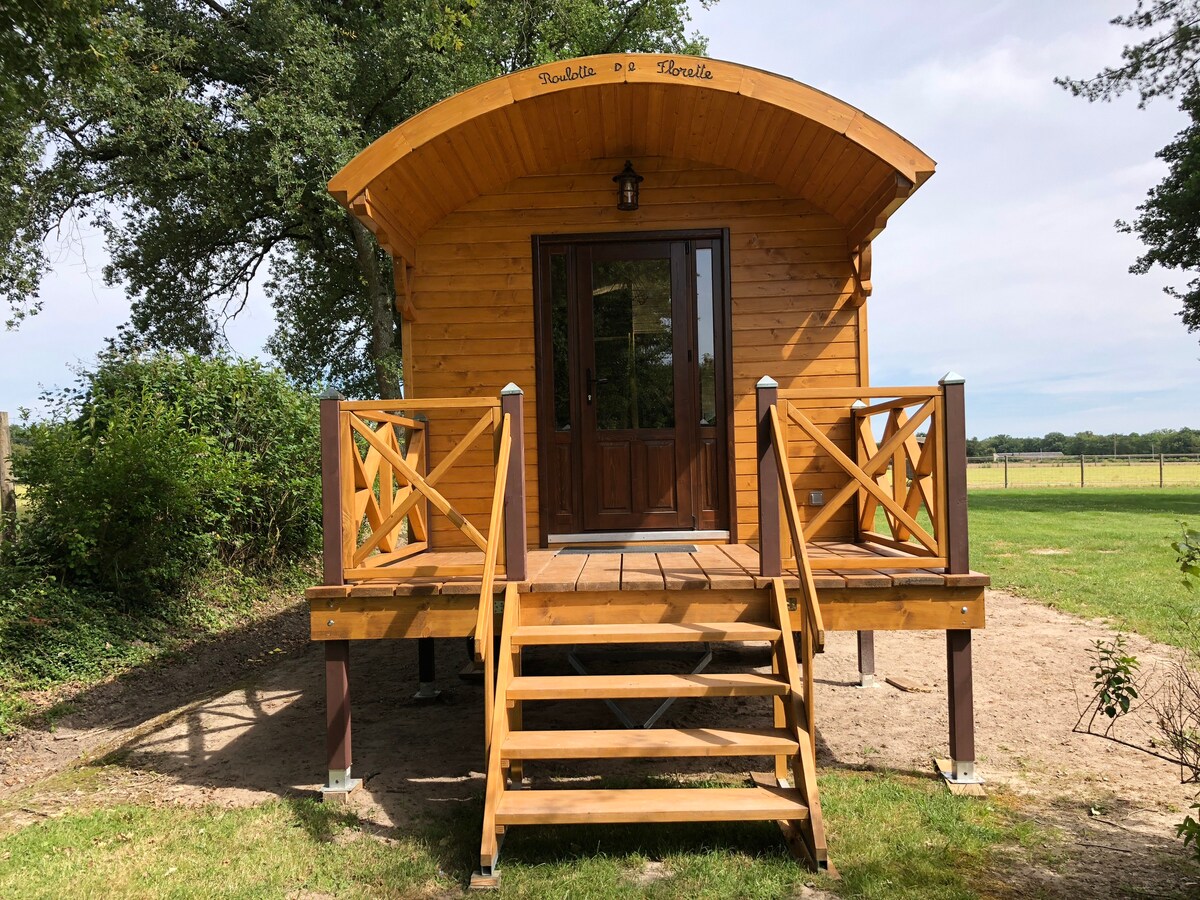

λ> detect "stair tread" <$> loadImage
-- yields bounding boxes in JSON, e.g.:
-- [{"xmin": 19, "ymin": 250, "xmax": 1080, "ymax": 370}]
[
  {"xmin": 503, "ymin": 727, "xmax": 799, "ymax": 759},
  {"xmin": 511, "ymin": 622, "xmax": 781, "ymax": 645},
  {"xmin": 507, "ymin": 672, "xmax": 788, "ymax": 700},
  {"xmin": 495, "ymin": 785, "xmax": 810, "ymax": 825}
]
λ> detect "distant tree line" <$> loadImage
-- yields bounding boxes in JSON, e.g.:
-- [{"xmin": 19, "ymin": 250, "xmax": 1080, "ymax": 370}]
[{"xmin": 967, "ymin": 428, "xmax": 1200, "ymax": 458}]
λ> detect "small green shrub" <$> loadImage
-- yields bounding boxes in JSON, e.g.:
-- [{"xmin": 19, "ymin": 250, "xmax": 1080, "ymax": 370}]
[{"xmin": 11, "ymin": 351, "xmax": 321, "ymax": 603}]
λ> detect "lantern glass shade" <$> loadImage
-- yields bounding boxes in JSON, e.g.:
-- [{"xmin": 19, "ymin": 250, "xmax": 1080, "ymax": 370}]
[{"xmin": 613, "ymin": 160, "xmax": 643, "ymax": 211}]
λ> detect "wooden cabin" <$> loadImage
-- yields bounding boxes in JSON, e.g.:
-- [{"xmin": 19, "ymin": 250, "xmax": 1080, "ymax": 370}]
[{"xmin": 307, "ymin": 54, "xmax": 989, "ymax": 885}]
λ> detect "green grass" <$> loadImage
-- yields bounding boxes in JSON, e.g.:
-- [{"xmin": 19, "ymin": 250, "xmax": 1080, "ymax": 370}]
[
  {"xmin": 968, "ymin": 489, "xmax": 1199, "ymax": 647},
  {"xmin": 0, "ymin": 772, "xmax": 1042, "ymax": 899}
]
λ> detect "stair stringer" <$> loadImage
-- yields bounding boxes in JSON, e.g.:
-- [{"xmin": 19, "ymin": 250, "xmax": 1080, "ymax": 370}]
[
  {"xmin": 769, "ymin": 576, "xmax": 828, "ymax": 869},
  {"xmin": 476, "ymin": 581, "xmax": 520, "ymax": 884}
]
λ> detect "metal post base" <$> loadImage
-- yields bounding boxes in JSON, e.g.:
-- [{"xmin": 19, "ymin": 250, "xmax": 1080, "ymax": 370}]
[
  {"xmin": 934, "ymin": 757, "xmax": 985, "ymax": 786},
  {"xmin": 470, "ymin": 867, "xmax": 501, "ymax": 890},
  {"xmin": 413, "ymin": 682, "xmax": 442, "ymax": 702},
  {"xmin": 858, "ymin": 673, "xmax": 879, "ymax": 688},
  {"xmin": 321, "ymin": 767, "xmax": 363, "ymax": 803}
]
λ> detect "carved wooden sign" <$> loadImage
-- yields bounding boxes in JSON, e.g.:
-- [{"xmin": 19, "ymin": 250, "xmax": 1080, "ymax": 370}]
[{"xmin": 509, "ymin": 54, "xmax": 739, "ymax": 100}]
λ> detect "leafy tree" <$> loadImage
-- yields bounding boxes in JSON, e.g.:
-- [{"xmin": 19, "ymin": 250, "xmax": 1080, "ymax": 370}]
[
  {"xmin": 1, "ymin": 0, "xmax": 710, "ymax": 399},
  {"xmin": 1059, "ymin": 0, "xmax": 1200, "ymax": 342},
  {"xmin": 13, "ymin": 351, "xmax": 322, "ymax": 601}
]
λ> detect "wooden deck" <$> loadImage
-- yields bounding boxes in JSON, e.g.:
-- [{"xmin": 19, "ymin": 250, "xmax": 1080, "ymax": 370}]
[
  {"xmin": 307, "ymin": 541, "xmax": 989, "ymax": 598},
  {"xmin": 306, "ymin": 541, "xmax": 988, "ymax": 641}
]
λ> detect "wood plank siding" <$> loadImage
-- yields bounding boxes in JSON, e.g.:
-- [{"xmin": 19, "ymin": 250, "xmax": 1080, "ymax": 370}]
[{"xmin": 407, "ymin": 157, "xmax": 865, "ymax": 550}]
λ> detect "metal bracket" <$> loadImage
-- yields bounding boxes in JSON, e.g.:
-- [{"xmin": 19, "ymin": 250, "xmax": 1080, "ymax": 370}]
[
  {"xmin": 566, "ymin": 644, "xmax": 714, "ymax": 729},
  {"xmin": 786, "ymin": 596, "xmax": 797, "ymax": 612}
]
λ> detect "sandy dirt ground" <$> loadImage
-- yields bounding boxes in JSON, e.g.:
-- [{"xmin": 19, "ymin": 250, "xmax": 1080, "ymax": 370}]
[{"xmin": 2, "ymin": 589, "xmax": 1198, "ymax": 897}]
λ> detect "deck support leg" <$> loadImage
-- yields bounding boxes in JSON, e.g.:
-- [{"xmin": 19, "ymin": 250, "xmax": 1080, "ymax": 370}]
[
  {"xmin": 414, "ymin": 637, "xmax": 440, "ymax": 701},
  {"xmin": 323, "ymin": 639, "xmax": 361, "ymax": 800},
  {"xmin": 856, "ymin": 631, "xmax": 877, "ymax": 688},
  {"xmin": 944, "ymin": 628, "xmax": 981, "ymax": 784}
]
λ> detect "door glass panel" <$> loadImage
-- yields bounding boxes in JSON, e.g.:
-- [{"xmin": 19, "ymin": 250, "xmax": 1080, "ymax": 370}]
[
  {"xmin": 696, "ymin": 248, "xmax": 717, "ymax": 425},
  {"xmin": 550, "ymin": 253, "xmax": 571, "ymax": 431},
  {"xmin": 591, "ymin": 258, "xmax": 674, "ymax": 430}
]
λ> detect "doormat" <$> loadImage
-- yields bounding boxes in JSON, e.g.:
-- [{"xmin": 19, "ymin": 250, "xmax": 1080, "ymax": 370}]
[{"xmin": 558, "ymin": 545, "xmax": 697, "ymax": 555}]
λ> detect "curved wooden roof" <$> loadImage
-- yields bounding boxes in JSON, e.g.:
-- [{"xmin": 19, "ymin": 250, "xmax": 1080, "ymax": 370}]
[{"xmin": 329, "ymin": 54, "xmax": 936, "ymax": 261}]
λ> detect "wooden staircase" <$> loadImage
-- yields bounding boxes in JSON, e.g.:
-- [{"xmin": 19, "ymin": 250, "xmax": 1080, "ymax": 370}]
[{"xmin": 472, "ymin": 577, "xmax": 828, "ymax": 888}]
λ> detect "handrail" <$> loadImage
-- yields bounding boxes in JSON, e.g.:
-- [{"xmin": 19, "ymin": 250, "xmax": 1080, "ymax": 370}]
[
  {"xmin": 768, "ymin": 405, "xmax": 825, "ymax": 653},
  {"xmin": 475, "ymin": 412, "xmax": 512, "ymax": 663}
]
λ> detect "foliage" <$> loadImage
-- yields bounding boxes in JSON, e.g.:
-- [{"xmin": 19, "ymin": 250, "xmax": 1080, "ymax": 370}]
[
  {"xmin": 1090, "ymin": 635, "xmax": 1141, "ymax": 720},
  {"xmin": 966, "ymin": 427, "xmax": 1200, "ymax": 457},
  {"xmin": 0, "ymin": 560, "xmax": 308, "ymax": 734},
  {"xmin": 1059, "ymin": 1, "xmax": 1200, "ymax": 343},
  {"xmin": 1, "ymin": 0, "xmax": 710, "ymax": 398},
  {"xmin": 1069, "ymin": 508, "xmax": 1200, "ymax": 867},
  {"xmin": 1175, "ymin": 522, "xmax": 1200, "ymax": 586},
  {"xmin": 11, "ymin": 351, "xmax": 321, "ymax": 601}
]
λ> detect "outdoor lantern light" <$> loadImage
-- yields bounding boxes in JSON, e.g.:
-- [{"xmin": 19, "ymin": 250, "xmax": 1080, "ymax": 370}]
[{"xmin": 614, "ymin": 160, "xmax": 643, "ymax": 211}]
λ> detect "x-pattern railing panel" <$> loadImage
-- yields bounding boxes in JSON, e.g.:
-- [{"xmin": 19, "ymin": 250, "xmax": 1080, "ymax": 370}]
[
  {"xmin": 775, "ymin": 388, "xmax": 948, "ymax": 560},
  {"xmin": 338, "ymin": 402, "xmax": 502, "ymax": 576}
]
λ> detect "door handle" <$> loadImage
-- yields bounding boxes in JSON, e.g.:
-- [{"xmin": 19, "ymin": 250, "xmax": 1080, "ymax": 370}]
[{"xmin": 586, "ymin": 368, "xmax": 607, "ymax": 404}]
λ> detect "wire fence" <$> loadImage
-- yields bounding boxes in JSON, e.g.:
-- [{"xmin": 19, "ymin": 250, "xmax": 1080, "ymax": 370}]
[{"xmin": 967, "ymin": 454, "xmax": 1200, "ymax": 489}]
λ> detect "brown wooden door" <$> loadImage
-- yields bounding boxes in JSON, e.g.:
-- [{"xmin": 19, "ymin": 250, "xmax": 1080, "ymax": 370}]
[
  {"xmin": 535, "ymin": 232, "xmax": 730, "ymax": 538},
  {"xmin": 577, "ymin": 241, "xmax": 694, "ymax": 531}
]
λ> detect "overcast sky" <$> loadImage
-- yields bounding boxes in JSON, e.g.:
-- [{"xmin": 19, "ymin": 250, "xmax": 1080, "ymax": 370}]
[{"xmin": 1, "ymin": 0, "xmax": 1196, "ymax": 438}]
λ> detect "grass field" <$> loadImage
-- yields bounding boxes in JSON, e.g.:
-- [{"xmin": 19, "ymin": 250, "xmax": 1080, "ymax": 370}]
[
  {"xmin": 968, "ymin": 460, "xmax": 1200, "ymax": 489},
  {"xmin": 968, "ymin": 489, "xmax": 1199, "ymax": 647},
  {"xmin": 0, "ymin": 772, "xmax": 1040, "ymax": 900}
]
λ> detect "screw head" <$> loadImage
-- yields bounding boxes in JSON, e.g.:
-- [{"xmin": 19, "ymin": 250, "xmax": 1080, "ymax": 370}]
[
  {"xmin": 960, "ymin": 606, "xmax": 968, "ymax": 614},
  {"xmin": 327, "ymin": 619, "xmax": 335, "ymax": 627},
  {"xmin": 327, "ymin": 600, "xmax": 334, "ymax": 608}
]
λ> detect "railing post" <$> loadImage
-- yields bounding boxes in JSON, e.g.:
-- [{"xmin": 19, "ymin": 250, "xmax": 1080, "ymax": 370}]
[
  {"xmin": 939, "ymin": 373, "xmax": 968, "ymax": 576},
  {"xmin": 318, "ymin": 389, "xmax": 359, "ymax": 799},
  {"xmin": 757, "ymin": 376, "xmax": 781, "ymax": 578},
  {"xmin": 501, "ymin": 384, "xmax": 528, "ymax": 583},
  {"xmin": 320, "ymin": 389, "xmax": 347, "ymax": 586}
]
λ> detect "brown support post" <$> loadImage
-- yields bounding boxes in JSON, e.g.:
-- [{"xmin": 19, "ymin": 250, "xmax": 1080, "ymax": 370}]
[
  {"xmin": 318, "ymin": 389, "xmax": 359, "ymax": 798},
  {"xmin": 500, "ymin": 384, "xmax": 528, "ymax": 583},
  {"xmin": 757, "ymin": 377, "xmax": 781, "ymax": 578},
  {"xmin": 946, "ymin": 629, "xmax": 976, "ymax": 782},
  {"xmin": 939, "ymin": 373, "xmax": 979, "ymax": 784},
  {"xmin": 856, "ymin": 631, "xmax": 876, "ymax": 688}
]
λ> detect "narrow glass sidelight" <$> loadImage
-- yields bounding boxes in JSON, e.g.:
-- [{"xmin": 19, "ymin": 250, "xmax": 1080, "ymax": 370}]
[
  {"xmin": 696, "ymin": 247, "xmax": 717, "ymax": 425},
  {"xmin": 550, "ymin": 253, "xmax": 571, "ymax": 431},
  {"xmin": 591, "ymin": 258, "xmax": 674, "ymax": 430}
]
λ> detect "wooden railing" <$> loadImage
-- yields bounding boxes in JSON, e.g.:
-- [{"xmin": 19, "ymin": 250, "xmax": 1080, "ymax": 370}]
[
  {"xmin": 756, "ymin": 376, "xmax": 969, "ymax": 572},
  {"xmin": 318, "ymin": 386, "xmax": 529, "ymax": 586}
]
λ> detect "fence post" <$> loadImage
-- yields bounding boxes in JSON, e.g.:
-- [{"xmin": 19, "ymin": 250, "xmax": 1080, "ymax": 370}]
[
  {"xmin": 1080, "ymin": 454, "xmax": 1085, "ymax": 488},
  {"xmin": 757, "ymin": 377, "xmax": 781, "ymax": 578},
  {"xmin": 501, "ymin": 384, "xmax": 528, "ymax": 583},
  {"xmin": 1160, "ymin": 453, "xmax": 1165, "ymax": 489},
  {"xmin": 0, "ymin": 412, "xmax": 15, "ymax": 547},
  {"xmin": 1003, "ymin": 454, "xmax": 1008, "ymax": 489}
]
